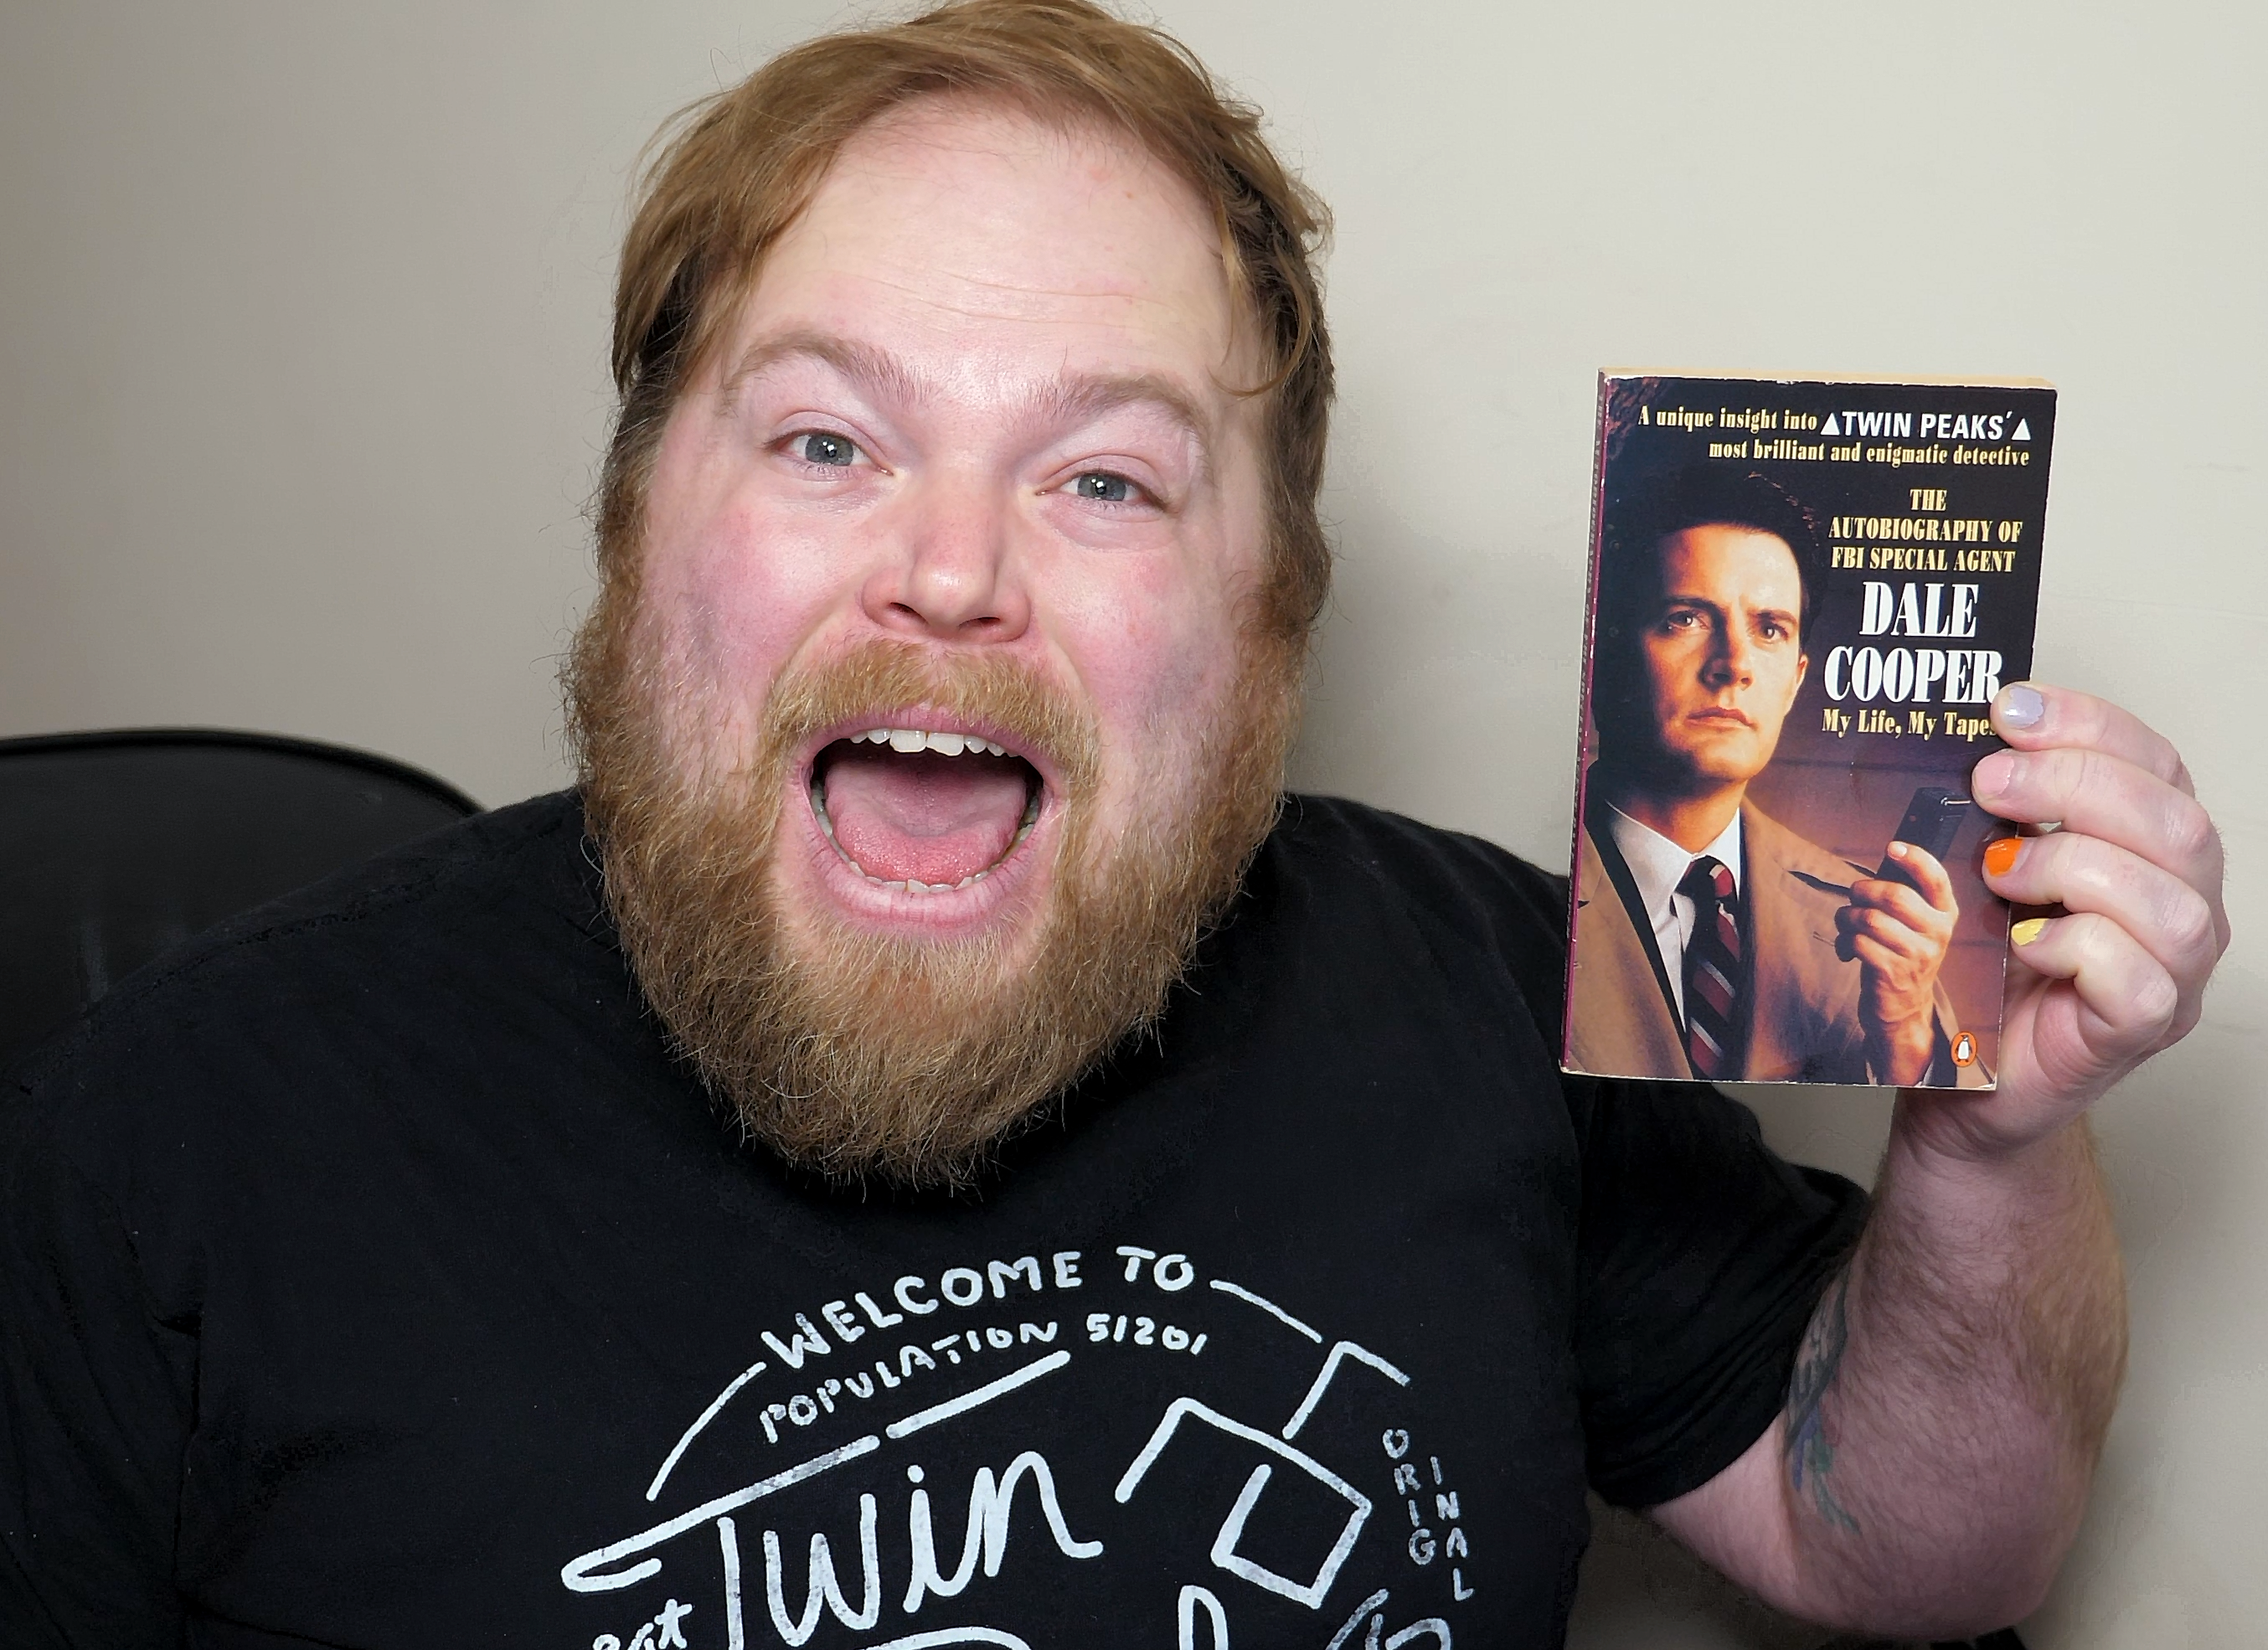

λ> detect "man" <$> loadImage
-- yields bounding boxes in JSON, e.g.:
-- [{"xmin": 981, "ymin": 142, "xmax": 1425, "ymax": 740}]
[
  {"xmin": 0, "ymin": 3, "xmax": 2225, "ymax": 1647},
  {"xmin": 1567, "ymin": 466, "xmax": 1966, "ymax": 1086}
]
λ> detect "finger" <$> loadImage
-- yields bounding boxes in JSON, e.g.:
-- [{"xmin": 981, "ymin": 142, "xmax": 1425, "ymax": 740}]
[
  {"xmin": 1848, "ymin": 931, "xmax": 1899, "ymax": 976},
  {"xmin": 1880, "ymin": 843, "xmax": 1957, "ymax": 915},
  {"xmin": 1982, "ymin": 830, "xmax": 2223, "ymax": 982},
  {"xmin": 1843, "ymin": 905, "xmax": 1941, "ymax": 964},
  {"xmin": 1992, "ymin": 681, "xmax": 2194, "ymax": 797},
  {"xmin": 2008, "ymin": 911, "xmax": 2187, "ymax": 1050},
  {"xmin": 1847, "ymin": 874, "xmax": 1956, "ymax": 936},
  {"xmin": 1849, "ymin": 930, "xmax": 1936, "ymax": 984},
  {"xmin": 1971, "ymin": 744, "xmax": 2223, "ymax": 898}
]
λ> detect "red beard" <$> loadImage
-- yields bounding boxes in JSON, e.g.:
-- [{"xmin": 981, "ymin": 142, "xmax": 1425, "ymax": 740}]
[{"xmin": 564, "ymin": 581, "xmax": 1297, "ymax": 1190}]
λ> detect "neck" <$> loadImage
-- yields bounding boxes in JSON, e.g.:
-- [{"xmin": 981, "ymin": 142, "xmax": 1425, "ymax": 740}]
[{"xmin": 1593, "ymin": 761, "xmax": 1746, "ymax": 853}]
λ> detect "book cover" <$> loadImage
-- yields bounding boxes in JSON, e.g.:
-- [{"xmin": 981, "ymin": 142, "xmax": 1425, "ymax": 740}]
[{"xmin": 1562, "ymin": 372, "xmax": 2055, "ymax": 1089}]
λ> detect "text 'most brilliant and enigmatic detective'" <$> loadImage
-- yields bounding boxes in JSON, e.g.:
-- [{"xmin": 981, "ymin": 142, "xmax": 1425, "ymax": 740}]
[{"xmin": 1563, "ymin": 372, "xmax": 2054, "ymax": 1089}]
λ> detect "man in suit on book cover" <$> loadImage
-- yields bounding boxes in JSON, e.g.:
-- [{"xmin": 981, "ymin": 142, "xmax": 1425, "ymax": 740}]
[{"xmin": 1566, "ymin": 466, "xmax": 1966, "ymax": 1085}]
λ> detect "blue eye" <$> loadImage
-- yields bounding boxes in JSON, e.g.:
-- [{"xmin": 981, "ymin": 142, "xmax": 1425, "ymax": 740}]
[
  {"xmin": 1071, "ymin": 472, "xmax": 1133, "ymax": 503},
  {"xmin": 797, "ymin": 432, "xmax": 857, "ymax": 467}
]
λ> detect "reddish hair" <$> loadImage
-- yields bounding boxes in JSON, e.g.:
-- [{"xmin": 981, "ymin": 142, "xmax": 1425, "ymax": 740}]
[{"xmin": 598, "ymin": 0, "xmax": 1334, "ymax": 640}]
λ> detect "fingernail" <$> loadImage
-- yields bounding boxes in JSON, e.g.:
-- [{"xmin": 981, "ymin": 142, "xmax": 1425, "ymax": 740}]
[
  {"xmin": 2011, "ymin": 916, "xmax": 2049, "ymax": 946},
  {"xmin": 1999, "ymin": 683, "xmax": 2045, "ymax": 730},
  {"xmin": 1973, "ymin": 748, "xmax": 2015, "ymax": 800},
  {"xmin": 1887, "ymin": 840, "xmax": 1909, "ymax": 859},
  {"xmin": 1983, "ymin": 836, "xmax": 2023, "ymax": 877}
]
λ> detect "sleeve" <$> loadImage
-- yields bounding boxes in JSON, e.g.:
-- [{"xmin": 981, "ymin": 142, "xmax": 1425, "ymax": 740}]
[
  {"xmin": 0, "ymin": 1098, "xmax": 194, "ymax": 1648},
  {"xmin": 1570, "ymin": 1072, "xmax": 1868, "ymax": 1508}
]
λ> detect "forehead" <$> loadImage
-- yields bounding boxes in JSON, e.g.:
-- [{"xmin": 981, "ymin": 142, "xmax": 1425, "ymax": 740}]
[
  {"xmin": 1655, "ymin": 523, "xmax": 1802, "ymax": 603},
  {"xmin": 721, "ymin": 98, "xmax": 1249, "ymax": 392}
]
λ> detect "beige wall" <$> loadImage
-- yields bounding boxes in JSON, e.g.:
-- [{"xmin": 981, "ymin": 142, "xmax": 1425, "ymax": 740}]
[{"xmin": 4, "ymin": 3, "xmax": 2261, "ymax": 1642}]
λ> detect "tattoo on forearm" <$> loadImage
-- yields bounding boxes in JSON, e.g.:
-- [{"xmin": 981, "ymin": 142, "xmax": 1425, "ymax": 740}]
[{"xmin": 1784, "ymin": 1271, "xmax": 1860, "ymax": 1534}]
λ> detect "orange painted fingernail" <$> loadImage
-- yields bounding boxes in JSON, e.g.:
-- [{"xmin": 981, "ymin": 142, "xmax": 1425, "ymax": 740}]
[
  {"xmin": 2011, "ymin": 917, "xmax": 2049, "ymax": 945},
  {"xmin": 1984, "ymin": 837, "xmax": 2023, "ymax": 876}
]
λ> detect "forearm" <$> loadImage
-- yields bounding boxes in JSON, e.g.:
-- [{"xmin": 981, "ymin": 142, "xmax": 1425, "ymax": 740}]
[
  {"xmin": 1778, "ymin": 1105, "xmax": 2126, "ymax": 1633},
  {"xmin": 1664, "ymin": 684, "xmax": 2214, "ymax": 1633}
]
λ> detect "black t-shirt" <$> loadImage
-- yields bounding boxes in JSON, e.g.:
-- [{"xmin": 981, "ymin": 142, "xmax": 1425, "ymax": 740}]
[{"xmin": 1, "ymin": 792, "xmax": 1863, "ymax": 1650}]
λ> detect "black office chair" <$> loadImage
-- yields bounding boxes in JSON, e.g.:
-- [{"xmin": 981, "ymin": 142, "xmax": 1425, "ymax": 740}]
[{"xmin": 0, "ymin": 729, "xmax": 482, "ymax": 1076}]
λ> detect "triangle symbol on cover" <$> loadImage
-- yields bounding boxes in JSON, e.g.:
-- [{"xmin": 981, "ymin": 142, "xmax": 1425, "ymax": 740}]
[
  {"xmin": 2012, "ymin": 418, "xmax": 2032, "ymax": 441},
  {"xmin": 1817, "ymin": 413, "xmax": 1839, "ymax": 437}
]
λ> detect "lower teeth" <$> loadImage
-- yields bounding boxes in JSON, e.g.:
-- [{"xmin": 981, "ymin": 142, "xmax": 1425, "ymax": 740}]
[{"xmin": 865, "ymin": 869, "xmax": 991, "ymax": 895}]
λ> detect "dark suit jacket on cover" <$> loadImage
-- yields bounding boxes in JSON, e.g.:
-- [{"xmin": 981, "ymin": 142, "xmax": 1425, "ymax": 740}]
[{"xmin": 1564, "ymin": 788, "xmax": 1978, "ymax": 1085}]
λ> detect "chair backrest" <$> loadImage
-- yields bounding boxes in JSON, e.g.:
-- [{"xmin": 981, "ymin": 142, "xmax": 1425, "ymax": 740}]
[{"xmin": 0, "ymin": 729, "xmax": 482, "ymax": 1075}]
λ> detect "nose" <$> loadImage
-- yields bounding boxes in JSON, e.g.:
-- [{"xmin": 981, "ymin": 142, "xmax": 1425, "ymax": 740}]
[
  {"xmin": 857, "ymin": 472, "xmax": 1032, "ymax": 644},
  {"xmin": 1702, "ymin": 618, "xmax": 1755, "ymax": 688}
]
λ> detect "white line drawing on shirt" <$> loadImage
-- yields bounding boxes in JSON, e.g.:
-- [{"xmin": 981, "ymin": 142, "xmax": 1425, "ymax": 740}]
[
  {"xmin": 709, "ymin": 1454, "xmax": 1101, "ymax": 1645},
  {"xmin": 647, "ymin": 1357, "xmax": 769, "ymax": 1501},
  {"xmin": 714, "ymin": 1498, "xmax": 883, "ymax": 1647},
  {"xmin": 1178, "ymin": 1583, "xmax": 1229, "ymax": 1649},
  {"xmin": 1322, "ymin": 1589, "xmax": 1453, "ymax": 1649},
  {"xmin": 570, "ymin": 1357, "xmax": 1081, "ymax": 1597},
  {"xmin": 1114, "ymin": 1399, "xmax": 1371, "ymax": 1609},
  {"xmin": 639, "ymin": 1254, "xmax": 1085, "ymax": 1498},
  {"xmin": 1113, "ymin": 1328, "xmax": 1411, "ymax": 1615},
  {"xmin": 1207, "ymin": 1276, "xmax": 1323, "ymax": 1343},
  {"xmin": 767, "ymin": 1493, "xmax": 882, "ymax": 1642},
  {"xmin": 1324, "ymin": 1590, "xmax": 1392, "ymax": 1649},
  {"xmin": 886, "ymin": 1351, "xmax": 1070, "ymax": 1441},
  {"xmin": 563, "ymin": 1436, "xmax": 883, "ymax": 1592},
  {"xmin": 903, "ymin": 1451, "xmax": 1106, "ymax": 1613},
  {"xmin": 1383, "ymin": 1620, "xmax": 1452, "ymax": 1646},
  {"xmin": 570, "ymin": 1250, "xmax": 1455, "ymax": 1638},
  {"xmin": 1283, "ymin": 1343, "xmax": 1411, "ymax": 1441}
]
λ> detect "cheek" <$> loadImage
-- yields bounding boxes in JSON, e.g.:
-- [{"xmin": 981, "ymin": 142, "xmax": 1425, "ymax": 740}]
[
  {"xmin": 642, "ymin": 451, "xmax": 844, "ymax": 703},
  {"xmin": 1049, "ymin": 551, "xmax": 1245, "ymax": 766},
  {"xmin": 1075, "ymin": 446, "xmax": 1271, "ymax": 743},
  {"xmin": 1641, "ymin": 636, "xmax": 1693, "ymax": 701}
]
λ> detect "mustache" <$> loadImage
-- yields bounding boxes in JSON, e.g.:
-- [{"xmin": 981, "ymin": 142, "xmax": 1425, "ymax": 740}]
[
  {"xmin": 755, "ymin": 638, "xmax": 1101, "ymax": 800},
  {"xmin": 567, "ymin": 575, "xmax": 1303, "ymax": 1189}
]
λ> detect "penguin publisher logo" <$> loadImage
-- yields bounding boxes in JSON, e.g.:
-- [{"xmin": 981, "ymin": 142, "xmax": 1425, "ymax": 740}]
[{"xmin": 1951, "ymin": 1031, "xmax": 1979, "ymax": 1068}]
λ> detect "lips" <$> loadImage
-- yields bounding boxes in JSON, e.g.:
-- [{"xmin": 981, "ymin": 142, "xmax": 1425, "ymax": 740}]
[{"xmin": 809, "ymin": 722, "xmax": 1044, "ymax": 893}]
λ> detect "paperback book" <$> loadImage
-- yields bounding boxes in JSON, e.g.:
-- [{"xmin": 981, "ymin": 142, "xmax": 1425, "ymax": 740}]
[{"xmin": 1562, "ymin": 372, "xmax": 2055, "ymax": 1089}]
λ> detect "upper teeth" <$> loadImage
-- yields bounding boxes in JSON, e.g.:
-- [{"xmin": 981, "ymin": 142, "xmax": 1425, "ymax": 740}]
[{"xmin": 857, "ymin": 728, "xmax": 1009, "ymax": 758}]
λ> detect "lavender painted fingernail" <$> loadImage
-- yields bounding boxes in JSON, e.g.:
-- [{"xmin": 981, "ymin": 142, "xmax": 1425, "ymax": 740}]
[{"xmin": 2000, "ymin": 683, "xmax": 2045, "ymax": 730}]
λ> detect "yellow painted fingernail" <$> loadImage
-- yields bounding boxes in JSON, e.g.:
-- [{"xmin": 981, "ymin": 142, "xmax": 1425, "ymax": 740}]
[{"xmin": 2011, "ymin": 917, "xmax": 2049, "ymax": 946}]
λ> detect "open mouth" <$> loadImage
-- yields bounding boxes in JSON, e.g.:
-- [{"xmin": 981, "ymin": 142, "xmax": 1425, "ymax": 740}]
[{"xmin": 808, "ymin": 725, "xmax": 1045, "ymax": 894}]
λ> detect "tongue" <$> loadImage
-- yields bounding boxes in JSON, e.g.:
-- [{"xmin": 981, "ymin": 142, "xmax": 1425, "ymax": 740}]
[{"xmin": 822, "ymin": 745, "xmax": 1031, "ymax": 886}]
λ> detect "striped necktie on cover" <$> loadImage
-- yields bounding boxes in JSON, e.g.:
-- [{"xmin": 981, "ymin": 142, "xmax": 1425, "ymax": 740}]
[{"xmin": 1678, "ymin": 854, "xmax": 1743, "ymax": 1080}]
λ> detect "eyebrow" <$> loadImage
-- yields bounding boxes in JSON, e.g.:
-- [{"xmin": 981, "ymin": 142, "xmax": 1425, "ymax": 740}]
[
  {"xmin": 721, "ymin": 331, "xmax": 921, "ymax": 409},
  {"xmin": 1032, "ymin": 371, "xmax": 1216, "ymax": 477},
  {"xmin": 719, "ymin": 329, "xmax": 1219, "ymax": 478}
]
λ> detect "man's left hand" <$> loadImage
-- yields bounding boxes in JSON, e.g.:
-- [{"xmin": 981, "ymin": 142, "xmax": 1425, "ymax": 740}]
[{"xmin": 1916, "ymin": 680, "xmax": 2228, "ymax": 1161}]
